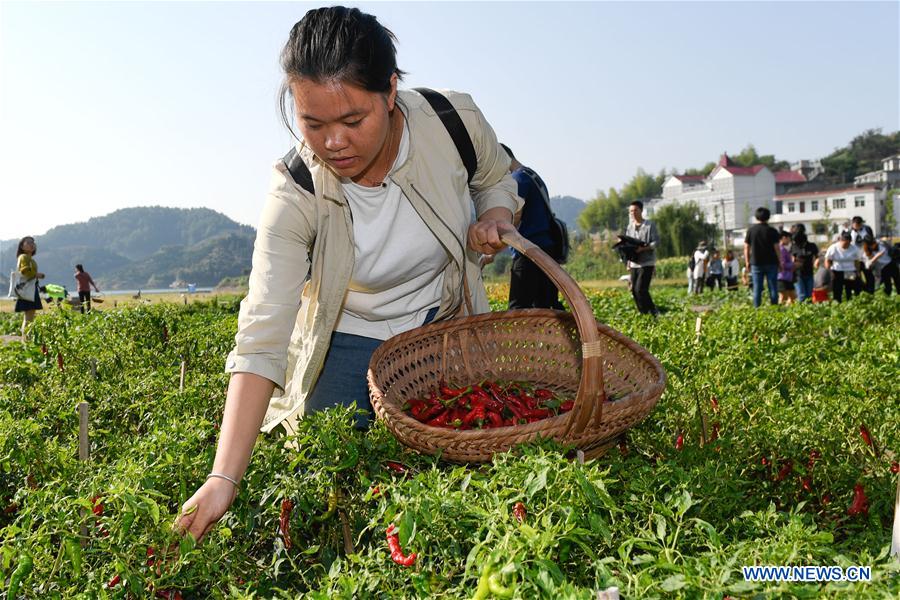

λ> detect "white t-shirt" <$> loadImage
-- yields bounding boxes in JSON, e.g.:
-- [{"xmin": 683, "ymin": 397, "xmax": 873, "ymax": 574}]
[
  {"xmin": 723, "ymin": 258, "xmax": 740, "ymax": 278},
  {"xmin": 825, "ymin": 243, "xmax": 860, "ymax": 272},
  {"xmin": 336, "ymin": 120, "xmax": 448, "ymax": 340},
  {"xmin": 862, "ymin": 241, "xmax": 892, "ymax": 268},
  {"xmin": 692, "ymin": 250, "xmax": 709, "ymax": 278}
]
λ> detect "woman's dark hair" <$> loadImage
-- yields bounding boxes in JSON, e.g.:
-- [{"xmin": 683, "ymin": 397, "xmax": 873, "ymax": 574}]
[
  {"xmin": 792, "ymin": 231, "xmax": 808, "ymax": 245},
  {"xmin": 75, "ymin": 264, "xmax": 84, "ymax": 272},
  {"xmin": 278, "ymin": 6, "xmax": 406, "ymax": 137},
  {"xmin": 16, "ymin": 237, "xmax": 35, "ymax": 257}
]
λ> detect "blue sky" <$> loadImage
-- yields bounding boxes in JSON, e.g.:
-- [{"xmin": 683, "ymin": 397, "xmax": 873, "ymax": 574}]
[{"xmin": 1, "ymin": 1, "xmax": 898, "ymax": 240}]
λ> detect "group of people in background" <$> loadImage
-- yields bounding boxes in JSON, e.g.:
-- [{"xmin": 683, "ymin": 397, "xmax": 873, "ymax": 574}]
[
  {"xmin": 739, "ymin": 208, "xmax": 898, "ymax": 307},
  {"xmin": 685, "ymin": 209, "xmax": 898, "ymax": 308}
]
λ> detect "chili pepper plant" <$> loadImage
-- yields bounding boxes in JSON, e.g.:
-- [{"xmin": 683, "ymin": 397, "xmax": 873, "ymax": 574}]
[{"xmin": 0, "ymin": 290, "xmax": 898, "ymax": 598}]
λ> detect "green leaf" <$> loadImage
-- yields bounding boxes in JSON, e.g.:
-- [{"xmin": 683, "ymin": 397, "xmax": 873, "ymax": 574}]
[
  {"xmin": 525, "ymin": 467, "xmax": 549, "ymax": 499},
  {"xmin": 660, "ymin": 574, "xmax": 686, "ymax": 591}
]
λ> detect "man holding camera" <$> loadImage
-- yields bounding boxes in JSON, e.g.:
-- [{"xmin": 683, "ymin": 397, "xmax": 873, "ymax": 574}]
[{"xmin": 625, "ymin": 200, "xmax": 660, "ymax": 316}]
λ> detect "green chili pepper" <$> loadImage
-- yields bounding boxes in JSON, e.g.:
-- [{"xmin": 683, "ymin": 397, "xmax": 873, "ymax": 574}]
[
  {"xmin": 311, "ymin": 491, "xmax": 338, "ymax": 523},
  {"xmin": 488, "ymin": 572, "xmax": 513, "ymax": 598},
  {"xmin": 471, "ymin": 564, "xmax": 492, "ymax": 600},
  {"xmin": 65, "ymin": 537, "xmax": 83, "ymax": 576},
  {"xmin": 7, "ymin": 552, "xmax": 34, "ymax": 598}
]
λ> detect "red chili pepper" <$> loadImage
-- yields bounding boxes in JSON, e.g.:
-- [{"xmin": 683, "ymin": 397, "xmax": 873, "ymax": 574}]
[
  {"xmin": 801, "ymin": 476, "xmax": 813, "ymax": 493},
  {"xmin": 371, "ymin": 486, "xmax": 381, "ymax": 498},
  {"xmin": 807, "ymin": 449, "xmax": 821, "ymax": 470},
  {"xmin": 107, "ymin": 574, "xmax": 122, "ymax": 588},
  {"xmin": 709, "ymin": 423, "xmax": 720, "ymax": 442},
  {"xmin": 675, "ymin": 433, "xmax": 684, "ymax": 450},
  {"xmin": 761, "ymin": 456, "xmax": 768, "ymax": 466},
  {"xmin": 774, "ymin": 460, "xmax": 793, "ymax": 482},
  {"xmin": 156, "ymin": 591, "xmax": 184, "ymax": 600},
  {"xmin": 418, "ymin": 402, "xmax": 445, "ymax": 422},
  {"xmin": 710, "ymin": 396, "xmax": 719, "ymax": 413},
  {"xmin": 461, "ymin": 406, "xmax": 485, "ymax": 428},
  {"xmin": 91, "ymin": 495, "xmax": 104, "ymax": 517},
  {"xmin": 523, "ymin": 407, "xmax": 551, "ymax": 420},
  {"xmin": 40, "ymin": 344, "xmax": 48, "ymax": 355},
  {"xmin": 279, "ymin": 499, "xmax": 293, "ymax": 549},
  {"xmin": 384, "ymin": 461, "xmax": 409, "ymax": 474},
  {"xmin": 385, "ymin": 524, "xmax": 417, "ymax": 566},
  {"xmin": 439, "ymin": 380, "xmax": 469, "ymax": 399},
  {"xmin": 560, "ymin": 400, "xmax": 574, "ymax": 412},
  {"xmin": 57, "ymin": 352, "xmax": 64, "ymax": 371},
  {"xmin": 426, "ymin": 412, "xmax": 450, "ymax": 428},
  {"xmin": 859, "ymin": 424, "xmax": 873, "ymax": 448},
  {"xmin": 534, "ymin": 388, "xmax": 554, "ymax": 400},
  {"xmin": 891, "ymin": 462, "xmax": 899, "ymax": 474},
  {"xmin": 512, "ymin": 501, "xmax": 527, "ymax": 523},
  {"xmin": 847, "ymin": 483, "xmax": 868, "ymax": 516},
  {"xmin": 484, "ymin": 410, "xmax": 503, "ymax": 428},
  {"xmin": 162, "ymin": 325, "xmax": 169, "ymax": 343},
  {"xmin": 821, "ymin": 493, "xmax": 831, "ymax": 506}
]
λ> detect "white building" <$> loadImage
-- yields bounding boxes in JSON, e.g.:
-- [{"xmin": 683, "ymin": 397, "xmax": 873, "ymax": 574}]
[
  {"xmin": 769, "ymin": 185, "xmax": 895, "ymax": 243},
  {"xmin": 854, "ymin": 154, "xmax": 900, "ymax": 187},
  {"xmin": 660, "ymin": 154, "xmax": 789, "ymax": 246}
]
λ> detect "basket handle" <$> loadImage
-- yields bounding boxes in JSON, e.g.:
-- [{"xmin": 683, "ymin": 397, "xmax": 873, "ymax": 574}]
[{"xmin": 499, "ymin": 228, "xmax": 605, "ymax": 440}]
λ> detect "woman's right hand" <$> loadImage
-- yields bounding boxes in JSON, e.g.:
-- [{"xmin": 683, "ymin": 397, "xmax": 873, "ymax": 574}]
[{"xmin": 174, "ymin": 478, "xmax": 237, "ymax": 542}]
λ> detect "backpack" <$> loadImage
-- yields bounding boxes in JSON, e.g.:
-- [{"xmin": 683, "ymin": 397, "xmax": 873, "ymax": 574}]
[
  {"xmin": 889, "ymin": 243, "xmax": 900, "ymax": 263},
  {"xmin": 517, "ymin": 167, "xmax": 570, "ymax": 264}
]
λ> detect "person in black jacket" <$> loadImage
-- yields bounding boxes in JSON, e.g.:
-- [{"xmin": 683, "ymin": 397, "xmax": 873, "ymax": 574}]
[{"xmin": 500, "ymin": 144, "xmax": 563, "ymax": 310}]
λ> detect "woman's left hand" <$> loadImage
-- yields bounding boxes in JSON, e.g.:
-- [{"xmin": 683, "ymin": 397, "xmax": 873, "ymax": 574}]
[{"xmin": 467, "ymin": 219, "xmax": 516, "ymax": 255}]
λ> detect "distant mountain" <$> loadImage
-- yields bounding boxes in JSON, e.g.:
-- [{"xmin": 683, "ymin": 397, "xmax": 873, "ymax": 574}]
[
  {"xmin": 1, "ymin": 207, "xmax": 254, "ymax": 291},
  {"xmin": 550, "ymin": 196, "xmax": 587, "ymax": 233}
]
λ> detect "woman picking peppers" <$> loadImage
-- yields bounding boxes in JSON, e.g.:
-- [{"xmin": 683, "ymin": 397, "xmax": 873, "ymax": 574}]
[{"xmin": 175, "ymin": 6, "xmax": 521, "ymax": 542}]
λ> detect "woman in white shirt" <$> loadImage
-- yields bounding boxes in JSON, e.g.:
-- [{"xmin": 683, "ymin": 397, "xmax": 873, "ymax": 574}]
[
  {"xmin": 692, "ymin": 242, "xmax": 709, "ymax": 294},
  {"xmin": 824, "ymin": 232, "xmax": 861, "ymax": 302},
  {"xmin": 723, "ymin": 250, "xmax": 740, "ymax": 291}
]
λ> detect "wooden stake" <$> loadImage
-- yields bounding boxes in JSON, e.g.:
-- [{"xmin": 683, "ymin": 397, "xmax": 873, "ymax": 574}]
[
  {"xmin": 78, "ymin": 402, "xmax": 90, "ymax": 461},
  {"xmin": 695, "ymin": 395, "xmax": 708, "ymax": 446},
  {"xmin": 694, "ymin": 315, "xmax": 703, "ymax": 342},
  {"xmin": 339, "ymin": 509, "xmax": 355, "ymax": 555},
  {"xmin": 891, "ymin": 474, "xmax": 899, "ymax": 559},
  {"xmin": 179, "ymin": 360, "xmax": 186, "ymax": 392},
  {"xmin": 77, "ymin": 401, "xmax": 89, "ymax": 543}
]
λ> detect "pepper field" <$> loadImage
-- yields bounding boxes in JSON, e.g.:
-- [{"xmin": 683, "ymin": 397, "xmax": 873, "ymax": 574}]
[{"xmin": 0, "ymin": 287, "xmax": 898, "ymax": 598}]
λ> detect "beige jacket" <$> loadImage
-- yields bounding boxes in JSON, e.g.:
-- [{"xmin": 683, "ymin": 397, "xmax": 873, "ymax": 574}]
[{"xmin": 226, "ymin": 89, "xmax": 523, "ymax": 432}]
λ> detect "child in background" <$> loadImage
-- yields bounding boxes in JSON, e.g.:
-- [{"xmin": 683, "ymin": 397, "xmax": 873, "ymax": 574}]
[{"xmin": 777, "ymin": 231, "xmax": 796, "ymax": 304}]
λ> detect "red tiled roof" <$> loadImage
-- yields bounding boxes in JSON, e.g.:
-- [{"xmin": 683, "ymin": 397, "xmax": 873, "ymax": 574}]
[
  {"xmin": 774, "ymin": 171, "xmax": 806, "ymax": 183},
  {"xmin": 722, "ymin": 164, "xmax": 766, "ymax": 176},
  {"xmin": 775, "ymin": 185, "xmax": 878, "ymax": 200},
  {"xmin": 718, "ymin": 153, "xmax": 735, "ymax": 167}
]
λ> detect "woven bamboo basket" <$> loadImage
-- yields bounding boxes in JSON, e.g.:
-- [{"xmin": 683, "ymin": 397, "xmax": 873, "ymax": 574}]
[{"xmin": 368, "ymin": 229, "xmax": 666, "ymax": 463}]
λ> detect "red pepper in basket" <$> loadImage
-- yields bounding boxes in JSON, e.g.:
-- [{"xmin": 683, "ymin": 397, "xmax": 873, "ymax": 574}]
[
  {"xmin": 560, "ymin": 400, "xmax": 574, "ymax": 412},
  {"xmin": 426, "ymin": 412, "xmax": 450, "ymax": 428},
  {"xmin": 484, "ymin": 410, "xmax": 504, "ymax": 428},
  {"xmin": 386, "ymin": 524, "xmax": 417, "ymax": 566}
]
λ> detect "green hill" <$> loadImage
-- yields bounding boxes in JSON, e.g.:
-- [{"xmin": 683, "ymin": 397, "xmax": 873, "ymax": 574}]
[{"xmin": 1, "ymin": 207, "xmax": 254, "ymax": 291}]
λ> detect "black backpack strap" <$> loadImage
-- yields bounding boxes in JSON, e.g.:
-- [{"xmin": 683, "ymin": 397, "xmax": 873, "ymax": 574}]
[
  {"xmin": 282, "ymin": 147, "xmax": 315, "ymax": 195},
  {"xmin": 413, "ymin": 87, "xmax": 476, "ymax": 183}
]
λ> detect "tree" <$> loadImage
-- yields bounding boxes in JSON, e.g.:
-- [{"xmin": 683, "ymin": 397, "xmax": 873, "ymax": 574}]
[
  {"xmin": 577, "ymin": 188, "xmax": 626, "ymax": 233},
  {"xmin": 653, "ymin": 202, "xmax": 718, "ymax": 258}
]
